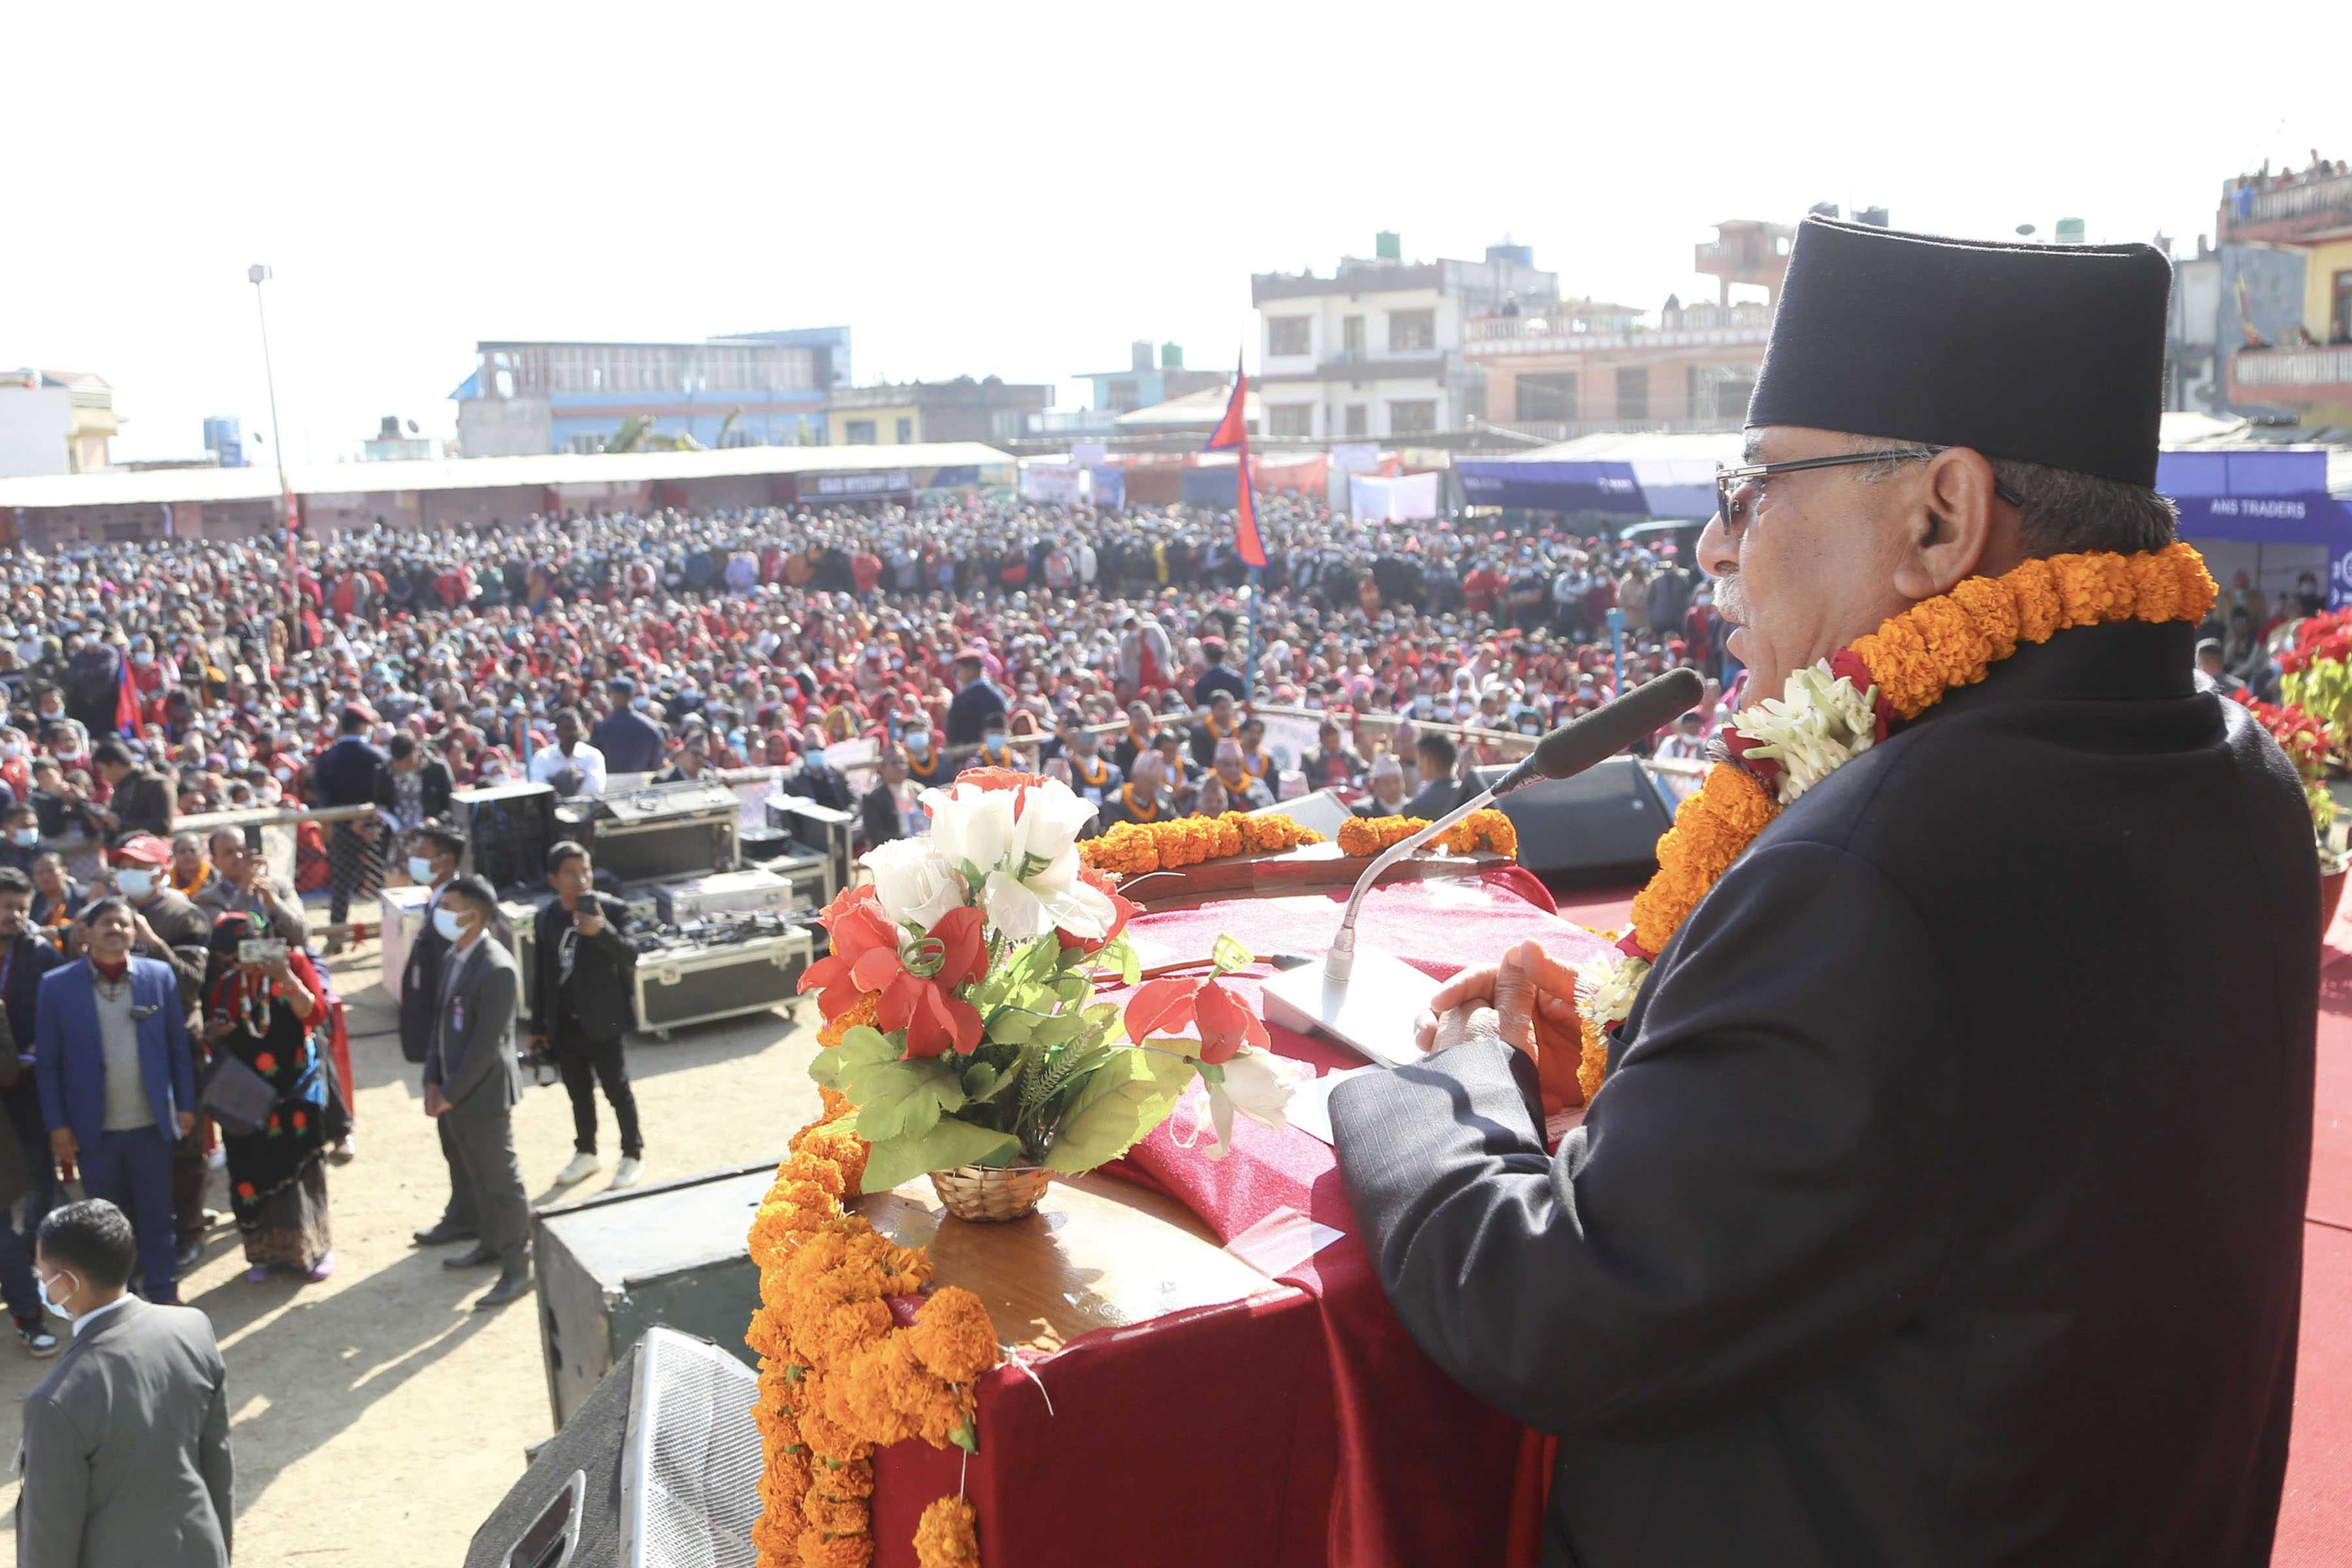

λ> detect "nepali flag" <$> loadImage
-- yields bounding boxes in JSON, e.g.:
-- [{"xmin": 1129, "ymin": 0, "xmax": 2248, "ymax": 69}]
[
  {"xmin": 1202, "ymin": 355, "xmax": 1266, "ymax": 568},
  {"xmin": 113, "ymin": 653, "xmax": 140, "ymax": 738}
]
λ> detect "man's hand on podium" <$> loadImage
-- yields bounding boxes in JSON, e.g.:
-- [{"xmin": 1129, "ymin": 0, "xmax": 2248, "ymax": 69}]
[{"xmin": 1414, "ymin": 939, "xmax": 1590, "ymax": 1124}]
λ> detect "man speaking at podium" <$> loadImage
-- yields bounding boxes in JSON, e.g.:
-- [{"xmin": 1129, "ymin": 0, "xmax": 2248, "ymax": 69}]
[{"xmin": 1333, "ymin": 217, "xmax": 2319, "ymax": 1566}]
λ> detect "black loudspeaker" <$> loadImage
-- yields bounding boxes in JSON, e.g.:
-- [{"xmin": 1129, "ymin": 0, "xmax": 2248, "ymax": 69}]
[
  {"xmin": 1475, "ymin": 756, "xmax": 1677, "ymax": 879},
  {"xmin": 455, "ymin": 781, "xmax": 559, "ymax": 898},
  {"xmin": 467, "ymin": 1325, "xmax": 761, "ymax": 1568}
]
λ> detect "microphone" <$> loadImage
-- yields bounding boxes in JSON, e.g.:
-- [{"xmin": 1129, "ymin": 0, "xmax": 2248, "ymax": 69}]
[
  {"xmin": 1261, "ymin": 668, "xmax": 1707, "ymax": 1066},
  {"xmin": 1484, "ymin": 667, "xmax": 1705, "ymax": 799}
]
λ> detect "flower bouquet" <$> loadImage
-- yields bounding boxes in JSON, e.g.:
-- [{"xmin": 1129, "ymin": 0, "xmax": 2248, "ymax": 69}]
[
  {"xmin": 2281, "ymin": 611, "xmax": 2352, "ymax": 766},
  {"xmin": 798, "ymin": 768, "xmax": 1300, "ymax": 1220},
  {"xmin": 2240, "ymin": 694, "xmax": 2349, "ymax": 878}
]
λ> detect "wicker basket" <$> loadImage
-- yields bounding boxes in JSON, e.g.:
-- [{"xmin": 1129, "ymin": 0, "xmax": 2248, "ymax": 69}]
[{"xmin": 928, "ymin": 1163, "xmax": 1052, "ymax": 1222}]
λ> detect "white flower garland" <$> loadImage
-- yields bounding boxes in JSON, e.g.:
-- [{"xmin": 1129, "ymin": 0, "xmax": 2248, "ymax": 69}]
[{"xmin": 1727, "ymin": 662, "xmax": 1882, "ymax": 806}]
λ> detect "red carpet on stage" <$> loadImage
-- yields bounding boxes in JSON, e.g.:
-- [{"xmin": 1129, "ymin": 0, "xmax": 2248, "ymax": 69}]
[{"xmin": 1561, "ymin": 880, "xmax": 2352, "ymax": 1565}]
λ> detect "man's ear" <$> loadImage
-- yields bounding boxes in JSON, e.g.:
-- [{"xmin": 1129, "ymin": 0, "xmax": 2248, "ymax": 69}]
[{"xmin": 1891, "ymin": 448, "xmax": 2013, "ymax": 599}]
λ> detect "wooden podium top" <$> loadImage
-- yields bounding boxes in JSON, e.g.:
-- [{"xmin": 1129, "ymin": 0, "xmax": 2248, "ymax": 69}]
[{"xmin": 857, "ymin": 1172, "xmax": 1289, "ymax": 1354}]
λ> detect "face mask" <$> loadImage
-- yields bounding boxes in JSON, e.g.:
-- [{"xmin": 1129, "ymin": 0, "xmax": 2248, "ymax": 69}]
[
  {"xmin": 12, "ymin": 829, "xmax": 36, "ymax": 847},
  {"xmin": 2, "ymin": 742, "xmax": 20, "ymax": 759},
  {"xmin": 132, "ymin": 652, "xmax": 154, "ymax": 667},
  {"xmin": 116, "ymin": 869, "xmax": 155, "ymax": 901},
  {"xmin": 408, "ymin": 855, "xmax": 438, "ymax": 883},
  {"xmin": 37, "ymin": 1267, "xmax": 75, "ymax": 1320},
  {"xmin": 904, "ymin": 734, "xmax": 930, "ymax": 757},
  {"xmin": 982, "ymin": 736, "xmax": 1006, "ymax": 757},
  {"xmin": 433, "ymin": 907, "xmax": 466, "ymax": 942}
]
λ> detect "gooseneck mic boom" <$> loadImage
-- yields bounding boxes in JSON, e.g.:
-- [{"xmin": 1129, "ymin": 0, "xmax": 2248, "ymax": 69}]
[{"xmin": 1324, "ymin": 667, "xmax": 1703, "ymax": 986}]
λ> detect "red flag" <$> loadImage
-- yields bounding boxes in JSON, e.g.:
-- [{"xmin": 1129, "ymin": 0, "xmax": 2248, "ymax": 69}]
[
  {"xmin": 113, "ymin": 655, "xmax": 140, "ymax": 738},
  {"xmin": 1201, "ymin": 357, "xmax": 1266, "ymax": 568}
]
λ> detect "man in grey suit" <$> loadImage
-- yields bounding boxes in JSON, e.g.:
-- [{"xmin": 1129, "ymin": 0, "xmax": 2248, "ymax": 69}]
[
  {"xmin": 19, "ymin": 1199, "xmax": 232, "ymax": 1567},
  {"xmin": 421, "ymin": 875, "xmax": 531, "ymax": 1309}
]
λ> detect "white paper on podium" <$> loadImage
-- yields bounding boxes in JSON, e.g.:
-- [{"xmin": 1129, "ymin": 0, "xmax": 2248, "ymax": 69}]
[
  {"xmin": 1224, "ymin": 1205, "xmax": 1346, "ymax": 1279},
  {"xmin": 1284, "ymin": 1064, "xmax": 1379, "ymax": 1147}
]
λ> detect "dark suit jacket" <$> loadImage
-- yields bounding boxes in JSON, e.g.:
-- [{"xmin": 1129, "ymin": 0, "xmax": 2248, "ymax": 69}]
[
  {"xmin": 372, "ymin": 756, "xmax": 455, "ymax": 823},
  {"xmin": 397, "ymin": 885, "xmax": 451, "ymax": 1066},
  {"xmin": 106, "ymin": 766, "xmax": 174, "ymax": 843},
  {"xmin": 943, "ymin": 679, "xmax": 1007, "ymax": 748},
  {"xmin": 36, "ymin": 957, "xmax": 196, "ymax": 1150},
  {"xmin": 589, "ymin": 708, "xmax": 666, "ymax": 774},
  {"xmin": 1331, "ymin": 621, "xmax": 2316, "ymax": 1567},
  {"xmin": 530, "ymin": 894, "xmax": 634, "ymax": 1045},
  {"xmin": 18, "ymin": 1297, "xmax": 231, "ymax": 1568},
  {"xmin": 423, "ymin": 938, "xmax": 521, "ymax": 1117},
  {"xmin": 1403, "ymin": 776, "xmax": 1465, "ymax": 819},
  {"xmin": 860, "ymin": 781, "xmax": 910, "ymax": 847},
  {"xmin": 1, "ymin": 929, "xmax": 63, "ymax": 1128}
]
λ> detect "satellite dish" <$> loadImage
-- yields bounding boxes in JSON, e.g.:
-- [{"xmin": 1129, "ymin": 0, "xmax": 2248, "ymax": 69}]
[
  {"xmin": 406, "ymin": 419, "xmax": 419, "ymax": 434},
  {"xmin": 2014, "ymin": 223, "xmax": 2036, "ymax": 237}
]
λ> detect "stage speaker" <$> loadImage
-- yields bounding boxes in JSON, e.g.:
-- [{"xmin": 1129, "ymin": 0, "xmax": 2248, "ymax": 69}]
[
  {"xmin": 1474, "ymin": 755, "xmax": 1676, "ymax": 879},
  {"xmin": 455, "ymin": 781, "xmax": 559, "ymax": 898},
  {"xmin": 466, "ymin": 1325, "xmax": 760, "ymax": 1568}
]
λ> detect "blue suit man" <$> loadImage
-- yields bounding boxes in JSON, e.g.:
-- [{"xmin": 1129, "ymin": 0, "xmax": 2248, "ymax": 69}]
[{"xmin": 35, "ymin": 899, "xmax": 195, "ymax": 1304}]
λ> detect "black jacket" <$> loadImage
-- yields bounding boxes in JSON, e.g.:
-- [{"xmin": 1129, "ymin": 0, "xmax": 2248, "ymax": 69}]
[
  {"xmin": 397, "ymin": 885, "xmax": 450, "ymax": 1066},
  {"xmin": 1333, "ymin": 621, "xmax": 2315, "ymax": 1567},
  {"xmin": 372, "ymin": 757, "xmax": 454, "ymax": 825},
  {"xmin": 943, "ymin": 680, "xmax": 1007, "ymax": 749},
  {"xmin": 589, "ymin": 708, "xmax": 667, "ymax": 775},
  {"xmin": 530, "ymin": 893, "xmax": 635, "ymax": 1045},
  {"xmin": 0, "ymin": 930, "xmax": 63, "ymax": 1126},
  {"xmin": 308, "ymin": 735, "xmax": 386, "ymax": 809},
  {"xmin": 860, "ymin": 782, "xmax": 909, "ymax": 848}
]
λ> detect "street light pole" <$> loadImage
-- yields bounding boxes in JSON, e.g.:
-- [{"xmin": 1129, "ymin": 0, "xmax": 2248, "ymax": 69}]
[{"xmin": 248, "ymin": 263, "xmax": 300, "ymax": 645}]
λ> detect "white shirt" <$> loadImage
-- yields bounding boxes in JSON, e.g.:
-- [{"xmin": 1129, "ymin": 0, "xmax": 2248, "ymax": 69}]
[
  {"xmin": 527, "ymin": 740, "xmax": 607, "ymax": 794},
  {"xmin": 71, "ymin": 1296, "xmax": 131, "ymax": 1338}
]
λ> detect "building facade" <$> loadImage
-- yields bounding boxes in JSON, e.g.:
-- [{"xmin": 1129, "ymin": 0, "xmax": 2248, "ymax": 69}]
[
  {"xmin": 2217, "ymin": 165, "xmax": 2352, "ymax": 426},
  {"xmin": 1252, "ymin": 237, "xmax": 1558, "ymax": 441},
  {"xmin": 201, "ymin": 416, "xmax": 244, "ymax": 468},
  {"xmin": 1077, "ymin": 342, "xmax": 1227, "ymax": 415},
  {"xmin": 451, "ymin": 327, "xmax": 851, "ymax": 457},
  {"xmin": 0, "ymin": 370, "xmax": 122, "ymax": 477},
  {"xmin": 825, "ymin": 378, "xmax": 1055, "ymax": 447}
]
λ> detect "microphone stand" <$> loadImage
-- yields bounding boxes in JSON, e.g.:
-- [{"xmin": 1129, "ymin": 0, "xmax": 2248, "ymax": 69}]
[{"xmin": 1324, "ymin": 779, "xmax": 1505, "ymax": 985}]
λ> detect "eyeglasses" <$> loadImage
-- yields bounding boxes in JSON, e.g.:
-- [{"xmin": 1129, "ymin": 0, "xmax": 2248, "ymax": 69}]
[{"xmin": 1714, "ymin": 449, "xmax": 2024, "ymax": 527}]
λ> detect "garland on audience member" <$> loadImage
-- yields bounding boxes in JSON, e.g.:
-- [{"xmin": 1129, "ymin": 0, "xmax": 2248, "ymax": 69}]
[
  {"xmin": 1335, "ymin": 809, "xmax": 1519, "ymax": 860},
  {"xmin": 1574, "ymin": 542, "xmax": 2218, "ymax": 1102},
  {"xmin": 747, "ymin": 1032, "xmax": 1000, "ymax": 1568},
  {"xmin": 1081, "ymin": 811, "xmax": 1324, "ymax": 878}
]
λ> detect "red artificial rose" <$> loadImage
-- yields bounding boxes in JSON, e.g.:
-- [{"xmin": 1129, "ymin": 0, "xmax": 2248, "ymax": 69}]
[
  {"xmin": 796, "ymin": 885, "xmax": 898, "ymax": 1019},
  {"xmin": 235, "ymin": 1182, "xmax": 256, "ymax": 1200},
  {"xmin": 252, "ymin": 1052, "xmax": 278, "ymax": 1076},
  {"xmin": 802, "ymin": 899, "xmax": 989, "ymax": 1056},
  {"xmin": 293, "ymin": 1110, "xmax": 307, "ymax": 1130},
  {"xmin": 1122, "ymin": 973, "xmax": 1266, "ymax": 1064},
  {"xmin": 1059, "ymin": 866, "xmax": 1138, "ymax": 955},
  {"xmin": 1191, "ymin": 978, "xmax": 1267, "ymax": 1065},
  {"xmin": 1827, "ymin": 649, "xmax": 1891, "ymax": 741}
]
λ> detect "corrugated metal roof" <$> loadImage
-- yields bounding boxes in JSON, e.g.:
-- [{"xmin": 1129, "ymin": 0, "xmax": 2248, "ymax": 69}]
[{"xmin": 0, "ymin": 442, "xmax": 1016, "ymax": 511}]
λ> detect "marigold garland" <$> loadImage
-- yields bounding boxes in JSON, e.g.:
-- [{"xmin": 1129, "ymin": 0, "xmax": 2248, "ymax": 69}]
[
  {"xmin": 1335, "ymin": 808, "xmax": 1520, "ymax": 860},
  {"xmin": 1081, "ymin": 811, "xmax": 1325, "ymax": 879},
  {"xmin": 1574, "ymin": 544, "xmax": 2216, "ymax": 1100},
  {"xmin": 749, "ymin": 1088, "xmax": 996, "ymax": 1567}
]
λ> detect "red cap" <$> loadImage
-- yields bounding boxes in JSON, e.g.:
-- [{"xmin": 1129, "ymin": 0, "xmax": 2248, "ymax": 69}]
[{"xmin": 112, "ymin": 834, "xmax": 172, "ymax": 867}]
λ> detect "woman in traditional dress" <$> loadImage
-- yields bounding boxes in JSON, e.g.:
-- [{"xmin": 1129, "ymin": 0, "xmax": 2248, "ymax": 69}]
[{"xmin": 201, "ymin": 912, "xmax": 348, "ymax": 1282}]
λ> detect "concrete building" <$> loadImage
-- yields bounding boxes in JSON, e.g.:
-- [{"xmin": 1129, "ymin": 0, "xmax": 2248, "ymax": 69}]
[
  {"xmin": 1077, "ymin": 342, "xmax": 1226, "ymax": 415},
  {"xmin": 201, "ymin": 416, "xmax": 245, "ymax": 468},
  {"xmin": 361, "ymin": 416, "xmax": 436, "ymax": 462},
  {"xmin": 1252, "ymin": 235, "xmax": 1558, "ymax": 441},
  {"xmin": 2217, "ymin": 164, "xmax": 2352, "ymax": 428},
  {"xmin": 451, "ymin": 327, "xmax": 851, "ymax": 456},
  {"xmin": 0, "ymin": 441, "xmax": 1015, "ymax": 547},
  {"xmin": 828, "ymin": 378, "xmax": 1055, "ymax": 446},
  {"xmin": 0, "ymin": 370, "xmax": 122, "ymax": 477},
  {"xmin": 1467, "ymin": 221, "xmax": 1789, "ymax": 436}
]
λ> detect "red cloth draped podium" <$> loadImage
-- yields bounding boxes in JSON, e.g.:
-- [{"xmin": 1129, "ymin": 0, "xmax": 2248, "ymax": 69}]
[{"xmin": 864, "ymin": 870, "xmax": 1614, "ymax": 1567}]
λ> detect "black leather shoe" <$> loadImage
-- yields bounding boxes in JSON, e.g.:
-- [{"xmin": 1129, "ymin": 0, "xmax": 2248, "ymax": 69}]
[
  {"xmin": 475, "ymin": 1269, "xmax": 532, "ymax": 1309},
  {"xmin": 174, "ymin": 1238, "xmax": 203, "ymax": 1271},
  {"xmin": 442, "ymin": 1244, "xmax": 498, "ymax": 1270},
  {"xmin": 412, "ymin": 1223, "xmax": 478, "ymax": 1247}
]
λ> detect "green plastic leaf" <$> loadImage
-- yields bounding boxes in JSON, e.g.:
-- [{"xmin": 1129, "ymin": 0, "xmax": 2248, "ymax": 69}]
[
  {"xmin": 857, "ymin": 1119, "xmax": 1021, "ymax": 1195},
  {"xmin": 1211, "ymin": 934, "xmax": 1253, "ymax": 975},
  {"xmin": 949, "ymin": 1418, "xmax": 979, "ymax": 1455},
  {"xmin": 851, "ymin": 1058, "xmax": 968, "ymax": 1143},
  {"xmin": 807, "ymin": 1025, "xmax": 899, "ymax": 1090},
  {"xmin": 960, "ymin": 1060, "xmax": 1000, "ymax": 1100},
  {"xmin": 1141, "ymin": 1034, "xmax": 1205, "ymax": 1060},
  {"xmin": 1054, "ymin": 973, "xmax": 1092, "ymax": 1006},
  {"xmin": 1042, "ymin": 1047, "xmax": 1195, "ymax": 1173},
  {"xmin": 1098, "ymin": 936, "xmax": 1142, "ymax": 986},
  {"xmin": 987, "ymin": 1009, "xmax": 1040, "ymax": 1045}
]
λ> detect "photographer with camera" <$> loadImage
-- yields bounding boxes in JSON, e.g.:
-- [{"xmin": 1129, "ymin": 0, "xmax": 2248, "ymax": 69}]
[{"xmin": 531, "ymin": 843, "xmax": 642, "ymax": 1192}]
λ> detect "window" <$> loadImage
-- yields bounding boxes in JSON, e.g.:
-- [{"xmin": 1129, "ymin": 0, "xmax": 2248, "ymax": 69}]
[
  {"xmin": 1344, "ymin": 404, "xmax": 1368, "ymax": 436},
  {"xmin": 2334, "ymin": 270, "xmax": 2352, "ymax": 344},
  {"xmin": 1519, "ymin": 372, "xmax": 1578, "ymax": 421},
  {"xmin": 990, "ymin": 410, "xmax": 1024, "ymax": 440},
  {"xmin": 1615, "ymin": 367, "xmax": 1649, "ymax": 421},
  {"xmin": 1388, "ymin": 399, "xmax": 1437, "ymax": 435},
  {"xmin": 566, "ymin": 433, "xmax": 608, "ymax": 455},
  {"xmin": 1388, "ymin": 310, "xmax": 1436, "ymax": 353},
  {"xmin": 845, "ymin": 419, "xmax": 877, "ymax": 445},
  {"xmin": 1684, "ymin": 365, "xmax": 1754, "ymax": 419},
  {"xmin": 1269, "ymin": 403, "xmax": 1315, "ymax": 439},
  {"xmin": 1342, "ymin": 315, "xmax": 1366, "ymax": 361},
  {"xmin": 1268, "ymin": 316, "xmax": 1312, "ymax": 356},
  {"xmin": 895, "ymin": 417, "xmax": 914, "ymax": 443},
  {"xmin": 1107, "ymin": 378, "xmax": 1140, "ymax": 412}
]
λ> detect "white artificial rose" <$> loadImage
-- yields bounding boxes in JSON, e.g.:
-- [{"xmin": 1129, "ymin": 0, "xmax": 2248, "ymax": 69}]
[
  {"xmin": 1204, "ymin": 1047, "xmax": 1303, "ymax": 1161},
  {"xmin": 926, "ymin": 782, "xmax": 1019, "ymax": 874},
  {"xmin": 1007, "ymin": 776, "xmax": 1098, "ymax": 869},
  {"xmin": 861, "ymin": 838, "xmax": 965, "ymax": 932}
]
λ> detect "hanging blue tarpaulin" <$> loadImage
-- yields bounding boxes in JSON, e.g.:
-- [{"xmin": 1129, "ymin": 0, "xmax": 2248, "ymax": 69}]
[
  {"xmin": 2155, "ymin": 447, "xmax": 2329, "ymax": 499},
  {"xmin": 1456, "ymin": 459, "xmax": 1716, "ymax": 515}
]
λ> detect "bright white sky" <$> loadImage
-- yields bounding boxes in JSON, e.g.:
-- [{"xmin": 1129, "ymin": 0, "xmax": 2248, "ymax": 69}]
[{"xmin": 7, "ymin": 1, "xmax": 2344, "ymax": 465}]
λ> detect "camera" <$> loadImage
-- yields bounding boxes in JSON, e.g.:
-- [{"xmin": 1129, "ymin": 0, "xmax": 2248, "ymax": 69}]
[{"xmin": 238, "ymin": 938, "xmax": 288, "ymax": 966}]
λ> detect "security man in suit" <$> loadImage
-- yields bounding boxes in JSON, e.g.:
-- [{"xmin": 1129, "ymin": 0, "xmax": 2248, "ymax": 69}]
[
  {"xmin": 1332, "ymin": 217, "xmax": 2317, "ymax": 1565},
  {"xmin": 400, "ymin": 823, "xmax": 477, "ymax": 1249},
  {"xmin": 0, "ymin": 866, "xmax": 64, "ymax": 1356},
  {"xmin": 589, "ymin": 677, "xmax": 667, "ymax": 775},
  {"xmin": 420, "ymin": 874, "xmax": 531, "ymax": 1309},
  {"xmin": 20, "ymin": 1200, "xmax": 232, "ymax": 1568}
]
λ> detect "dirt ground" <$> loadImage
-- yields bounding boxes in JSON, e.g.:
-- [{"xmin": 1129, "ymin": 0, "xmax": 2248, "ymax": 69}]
[{"xmin": 0, "ymin": 935, "xmax": 827, "ymax": 1565}]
